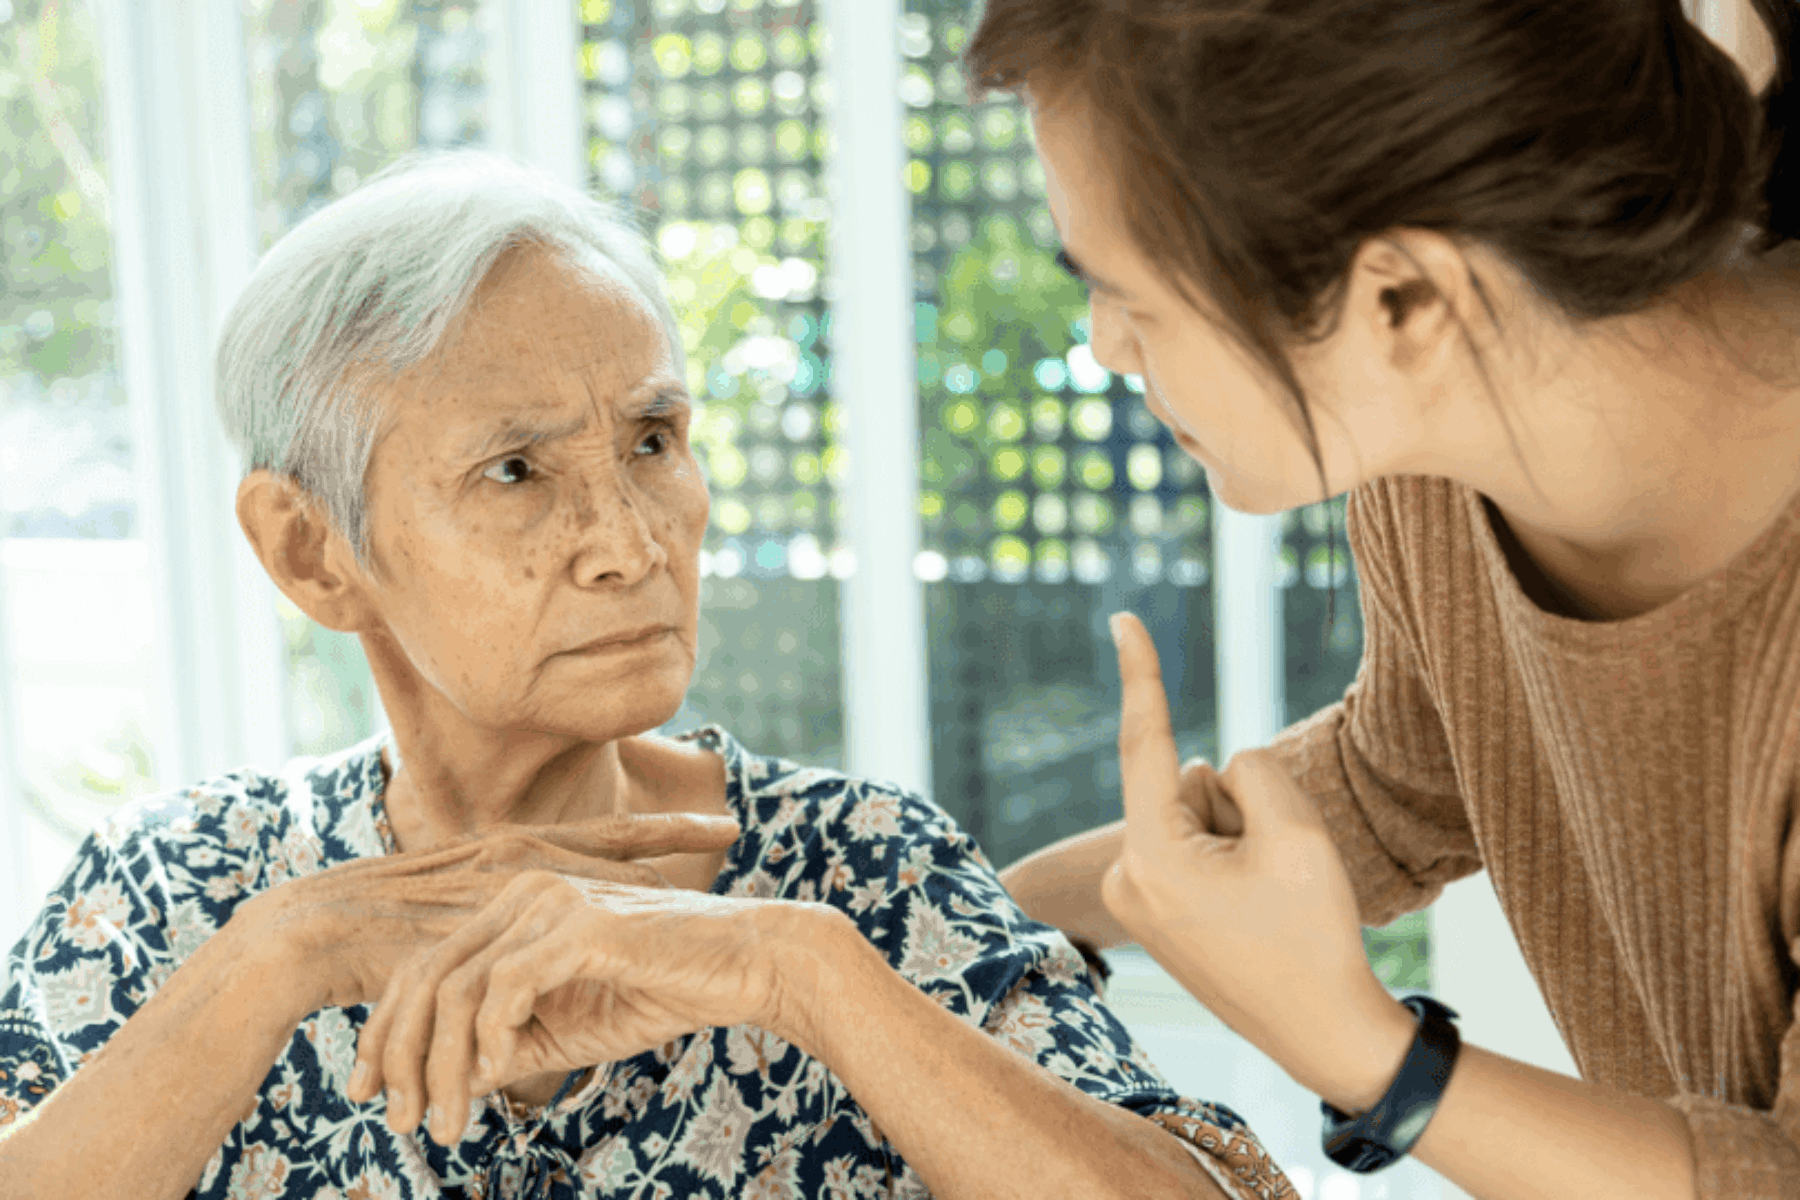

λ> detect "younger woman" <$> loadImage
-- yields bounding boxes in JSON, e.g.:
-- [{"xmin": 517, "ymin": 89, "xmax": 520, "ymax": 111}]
[{"xmin": 983, "ymin": 0, "xmax": 1800, "ymax": 1196}]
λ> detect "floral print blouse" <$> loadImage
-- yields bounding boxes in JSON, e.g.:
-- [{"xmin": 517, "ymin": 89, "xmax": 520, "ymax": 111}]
[{"xmin": 0, "ymin": 726, "xmax": 1296, "ymax": 1199}]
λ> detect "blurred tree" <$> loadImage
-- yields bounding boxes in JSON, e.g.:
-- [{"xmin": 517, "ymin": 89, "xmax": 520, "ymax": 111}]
[{"xmin": 0, "ymin": 0, "xmax": 116, "ymax": 384}]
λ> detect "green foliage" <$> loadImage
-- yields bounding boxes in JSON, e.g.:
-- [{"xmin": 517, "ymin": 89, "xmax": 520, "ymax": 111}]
[
  {"xmin": 1363, "ymin": 909, "xmax": 1432, "ymax": 992},
  {"xmin": 0, "ymin": 0, "xmax": 118, "ymax": 384},
  {"xmin": 245, "ymin": 0, "xmax": 486, "ymax": 252},
  {"xmin": 930, "ymin": 214, "xmax": 1086, "ymax": 368},
  {"xmin": 920, "ymin": 217, "xmax": 1087, "ymax": 494},
  {"xmin": 662, "ymin": 229, "xmax": 780, "ymax": 395}
]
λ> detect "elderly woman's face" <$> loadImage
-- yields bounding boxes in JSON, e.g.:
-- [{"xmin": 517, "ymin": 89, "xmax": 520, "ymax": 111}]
[{"xmin": 357, "ymin": 243, "xmax": 708, "ymax": 739}]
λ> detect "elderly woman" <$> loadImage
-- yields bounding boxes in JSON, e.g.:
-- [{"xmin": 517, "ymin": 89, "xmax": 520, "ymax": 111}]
[{"xmin": 0, "ymin": 151, "xmax": 1293, "ymax": 1200}]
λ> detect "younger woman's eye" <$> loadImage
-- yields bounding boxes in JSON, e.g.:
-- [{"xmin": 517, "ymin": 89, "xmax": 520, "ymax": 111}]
[{"xmin": 482, "ymin": 456, "xmax": 534, "ymax": 485}]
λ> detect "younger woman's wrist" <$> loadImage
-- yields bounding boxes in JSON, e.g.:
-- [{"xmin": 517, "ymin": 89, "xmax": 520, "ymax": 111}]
[{"xmin": 1310, "ymin": 995, "xmax": 1421, "ymax": 1115}]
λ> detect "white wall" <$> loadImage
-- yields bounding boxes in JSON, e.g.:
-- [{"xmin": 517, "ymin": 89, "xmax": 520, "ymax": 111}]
[
  {"xmin": 1429, "ymin": 876, "xmax": 1580, "ymax": 1200},
  {"xmin": 0, "ymin": 539, "xmax": 159, "ymax": 953}
]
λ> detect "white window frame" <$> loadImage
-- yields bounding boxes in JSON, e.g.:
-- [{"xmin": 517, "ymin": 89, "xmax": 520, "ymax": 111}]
[
  {"xmin": 484, "ymin": 0, "xmax": 587, "ymax": 192},
  {"xmin": 822, "ymin": 0, "xmax": 930, "ymax": 797},
  {"xmin": 98, "ymin": 0, "xmax": 289, "ymax": 793}
]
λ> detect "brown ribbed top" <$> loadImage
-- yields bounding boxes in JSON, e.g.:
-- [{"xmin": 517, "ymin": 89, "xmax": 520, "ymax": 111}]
[{"xmin": 1267, "ymin": 473, "xmax": 1800, "ymax": 1197}]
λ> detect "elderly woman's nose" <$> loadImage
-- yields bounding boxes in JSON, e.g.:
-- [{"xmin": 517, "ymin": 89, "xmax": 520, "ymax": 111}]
[{"xmin": 564, "ymin": 478, "xmax": 668, "ymax": 586}]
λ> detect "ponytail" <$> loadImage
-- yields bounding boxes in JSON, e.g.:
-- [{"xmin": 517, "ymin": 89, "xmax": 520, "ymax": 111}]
[{"xmin": 1749, "ymin": 0, "xmax": 1800, "ymax": 244}]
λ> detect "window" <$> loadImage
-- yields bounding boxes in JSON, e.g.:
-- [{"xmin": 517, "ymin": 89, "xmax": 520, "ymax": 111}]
[
  {"xmin": 0, "ymin": 5, "xmax": 1446, "ymax": 1194},
  {"xmin": 0, "ymin": 0, "xmax": 165, "ymax": 942},
  {"xmin": 579, "ymin": 0, "xmax": 846, "ymax": 765},
  {"xmin": 900, "ymin": 2, "xmax": 1218, "ymax": 871}
]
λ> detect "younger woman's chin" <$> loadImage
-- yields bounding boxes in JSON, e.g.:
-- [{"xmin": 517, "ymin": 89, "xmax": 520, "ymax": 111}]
[
  {"xmin": 1202, "ymin": 464, "xmax": 1333, "ymax": 517},
  {"xmin": 1200, "ymin": 465, "xmax": 1275, "ymax": 516}
]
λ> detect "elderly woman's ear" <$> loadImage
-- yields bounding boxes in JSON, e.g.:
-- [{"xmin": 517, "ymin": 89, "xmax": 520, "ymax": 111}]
[{"xmin": 236, "ymin": 470, "xmax": 382, "ymax": 635}]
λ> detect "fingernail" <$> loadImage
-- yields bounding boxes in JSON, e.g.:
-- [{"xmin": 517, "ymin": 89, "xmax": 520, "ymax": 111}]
[
  {"xmin": 350, "ymin": 1060, "xmax": 369, "ymax": 1094},
  {"xmin": 1109, "ymin": 613, "xmax": 1126, "ymax": 645},
  {"xmin": 477, "ymin": 1055, "xmax": 493, "ymax": 1086},
  {"xmin": 427, "ymin": 1105, "xmax": 440, "ymax": 1137},
  {"xmin": 388, "ymin": 1087, "xmax": 404, "ymax": 1113}
]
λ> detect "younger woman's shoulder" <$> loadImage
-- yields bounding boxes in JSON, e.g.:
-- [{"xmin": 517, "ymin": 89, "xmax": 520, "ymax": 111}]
[{"xmin": 1345, "ymin": 474, "xmax": 1483, "ymax": 594}]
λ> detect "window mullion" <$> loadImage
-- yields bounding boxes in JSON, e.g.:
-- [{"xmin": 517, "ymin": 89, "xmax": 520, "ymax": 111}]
[
  {"xmin": 99, "ymin": 0, "xmax": 288, "ymax": 783},
  {"xmin": 484, "ymin": 0, "xmax": 587, "ymax": 189},
  {"xmin": 824, "ymin": 0, "xmax": 929, "ymax": 795},
  {"xmin": 1212, "ymin": 508, "xmax": 1284, "ymax": 760}
]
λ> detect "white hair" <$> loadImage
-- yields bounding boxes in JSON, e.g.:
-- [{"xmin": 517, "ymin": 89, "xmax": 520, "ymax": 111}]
[{"xmin": 214, "ymin": 147, "xmax": 683, "ymax": 563}]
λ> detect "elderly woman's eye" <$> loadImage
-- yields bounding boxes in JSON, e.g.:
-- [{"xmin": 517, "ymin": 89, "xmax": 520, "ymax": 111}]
[
  {"xmin": 636, "ymin": 429, "xmax": 671, "ymax": 457},
  {"xmin": 482, "ymin": 456, "xmax": 534, "ymax": 485}
]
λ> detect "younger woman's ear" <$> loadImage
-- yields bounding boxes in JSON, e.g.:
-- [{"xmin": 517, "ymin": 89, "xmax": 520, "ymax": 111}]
[
  {"xmin": 1380, "ymin": 280, "xmax": 1437, "ymax": 329},
  {"xmin": 235, "ymin": 471, "xmax": 379, "ymax": 634},
  {"xmin": 1353, "ymin": 231, "xmax": 1484, "ymax": 378}
]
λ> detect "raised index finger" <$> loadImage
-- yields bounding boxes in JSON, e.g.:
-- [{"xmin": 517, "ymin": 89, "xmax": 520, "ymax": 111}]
[
  {"xmin": 1111, "ymin": 612, "xmax": 1186, "ymax": 840},
  {"xmin": 537, "ymin": 811, "xmax": 742, "ymax": 861}
]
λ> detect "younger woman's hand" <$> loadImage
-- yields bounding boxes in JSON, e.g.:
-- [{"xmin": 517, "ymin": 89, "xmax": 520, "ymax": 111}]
[
  {"xmin": 1099, "ymin": 612, "xmax": 1411, "ymax": 1106},
  {"xmin": 344, "ymin": 873, "xmax": 824, "ymax": 1147}
]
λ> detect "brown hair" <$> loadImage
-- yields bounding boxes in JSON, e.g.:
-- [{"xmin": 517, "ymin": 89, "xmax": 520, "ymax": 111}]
[{"xmin": 968, "ymin": 0, "xmax": 1799, "ymax": 644}]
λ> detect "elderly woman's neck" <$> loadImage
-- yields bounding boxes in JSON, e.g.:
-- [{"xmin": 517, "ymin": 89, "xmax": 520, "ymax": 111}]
[{"xmin": 377, "ymin": 723, "xmax": 640, "ymax": 856}]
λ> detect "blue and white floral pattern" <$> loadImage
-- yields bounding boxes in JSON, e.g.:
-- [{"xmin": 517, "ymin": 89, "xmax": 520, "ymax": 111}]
[{"xmin": 0, "ymin": 726, "xmax": 1296, "ymax": 1199}]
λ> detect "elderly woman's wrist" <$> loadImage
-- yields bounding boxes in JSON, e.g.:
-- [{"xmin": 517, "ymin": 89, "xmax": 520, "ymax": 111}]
[
  {"xmin": 226, "ymin": 894, "xmax": 334, "ymax": 1019},
  {"xmin": 755, "ymin": 902, "xmax": 867, "ymax": 1057}
]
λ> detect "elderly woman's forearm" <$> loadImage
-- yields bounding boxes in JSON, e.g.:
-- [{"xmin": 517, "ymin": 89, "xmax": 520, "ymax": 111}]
[
  {"xmin": 0, "ymin": 918, "xmax": 315, "ymax": 1200},
  {"xmin": 773, "ymin": 910, "xmax": 1228, "ymax": 1200}
]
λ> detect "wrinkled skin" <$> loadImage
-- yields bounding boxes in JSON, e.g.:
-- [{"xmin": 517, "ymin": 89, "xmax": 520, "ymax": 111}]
[{"xmin": 235, "ymin": 243, "xmax": 825, "ymax": 1128}]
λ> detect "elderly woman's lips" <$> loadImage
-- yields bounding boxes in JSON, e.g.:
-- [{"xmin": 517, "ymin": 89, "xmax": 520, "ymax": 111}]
[{"xmin": 565, "ymin": 626, "xmax": 676, "ymax": 655}]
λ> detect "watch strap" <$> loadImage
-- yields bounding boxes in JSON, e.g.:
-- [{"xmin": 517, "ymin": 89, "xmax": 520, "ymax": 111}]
[{"xmin": 1320, "ymin": 995, "xmax": 1462, "ymax": 1174}]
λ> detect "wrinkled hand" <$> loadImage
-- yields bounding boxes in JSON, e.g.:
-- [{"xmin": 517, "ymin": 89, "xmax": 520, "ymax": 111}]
[
  {"xmin": 344, "ymin": 874, "xmax": 820, "ymax": 1147},
  {"xmin": 239, "ymin": 812, "xmax": 742, "ymax": 1016},
  {"xmin": 1099, "ymin": 612, "xmax": 1406, "ymax": 1102}
]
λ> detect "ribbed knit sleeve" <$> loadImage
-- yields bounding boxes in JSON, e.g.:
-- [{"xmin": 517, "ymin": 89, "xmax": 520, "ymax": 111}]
[
  {"xmin": 1265, "ymin": 481, "xmax": 1482, "ymax": 929},
  {"xmin": 1247, "ymin": 461, "xmax": 1800, "ymax": 1195},
  {"xmin": 1667, "ymin": 1089, "xmax": 1800, "ymax": 1197},
  {"xmin": 1660, "ymin": 814, "xmax": 1800, "ymax": 1198}
]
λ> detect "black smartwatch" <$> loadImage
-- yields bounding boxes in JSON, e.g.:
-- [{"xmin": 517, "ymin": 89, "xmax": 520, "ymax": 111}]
[{"xmin": 1320, "ymin": 995, "xmax": 1461, "ymax": 1173}]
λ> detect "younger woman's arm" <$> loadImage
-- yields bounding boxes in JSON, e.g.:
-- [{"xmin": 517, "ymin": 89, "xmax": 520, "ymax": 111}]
[{"xmin": 997, "ymin": 818, "xmax": 1134, "ymax": 947}]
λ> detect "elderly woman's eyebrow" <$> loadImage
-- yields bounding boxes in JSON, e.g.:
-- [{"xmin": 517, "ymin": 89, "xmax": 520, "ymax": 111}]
[
  {"xmin": 455, "ymin": 414, "xmax": 590, "ymax": 463},
  {"xmin": 632, "ymin": 387, "xmax": 692, "ymax": 421},
  {"xmin": 454, "ymin": 387, "xmax": 691, "ymax": 463}
]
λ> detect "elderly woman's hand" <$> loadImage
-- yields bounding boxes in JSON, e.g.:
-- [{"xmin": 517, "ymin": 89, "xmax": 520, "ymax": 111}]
[
  {"xmin": 236, "ymin": 812, "xmax": 742, "ymax": 1019},
  {"xmin": 342, "ymin": 875, "xmax": 828, "ymax": 1147}
]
